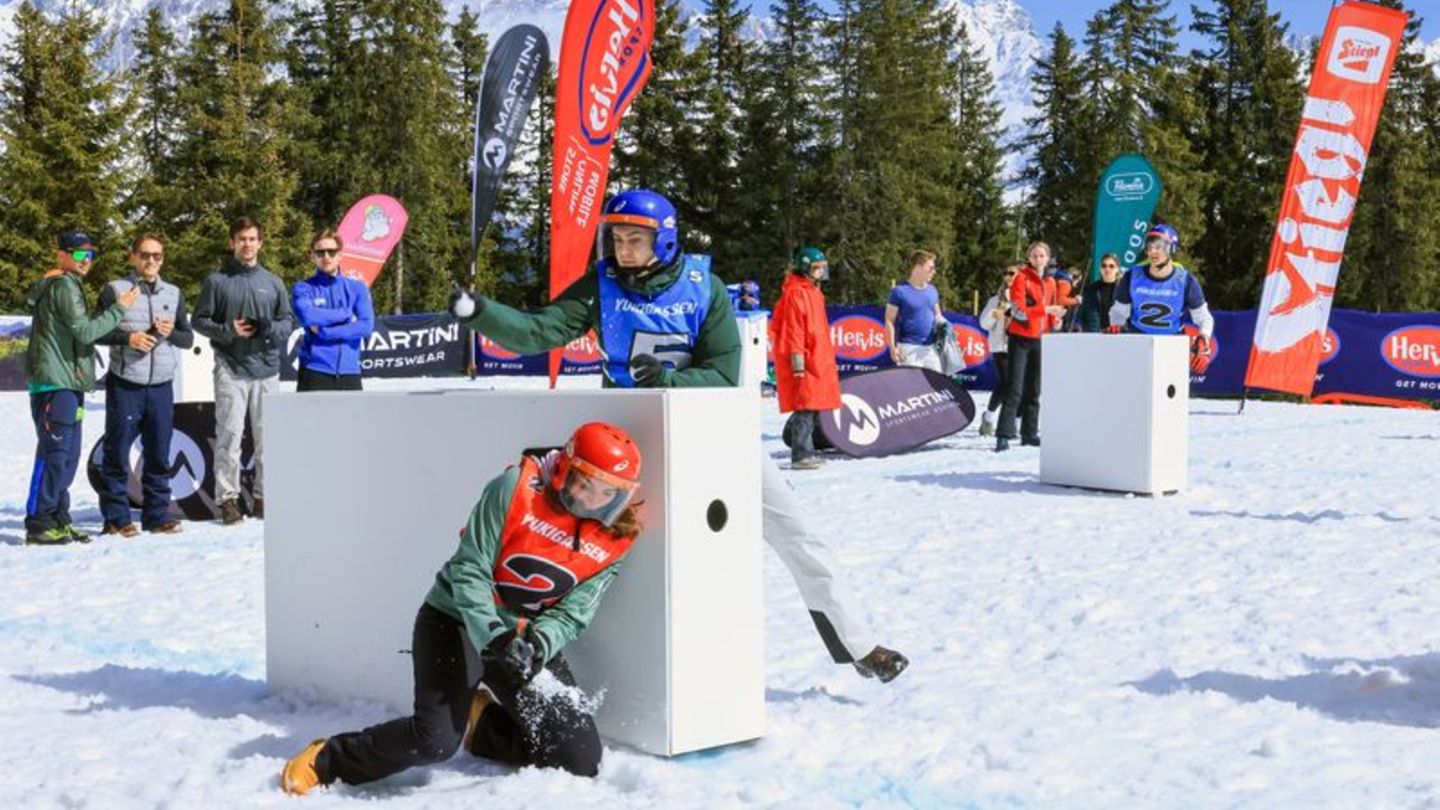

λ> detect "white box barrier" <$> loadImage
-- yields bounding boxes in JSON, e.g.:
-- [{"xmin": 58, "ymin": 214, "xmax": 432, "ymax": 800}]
[
  {"xmin": 264, "ymin": 388, "xmax": 765, "ymax": 756},
  {"xmin": 1039, "ymin": 334, "xmax": 1188, "ymax": 494},
  {"xmin": 736, "ymin": 313, "xmax": 769, "ymax": 389},
  {"xmin": 173, "ymin": 337, "xmax": 215, "ymax": 403}
]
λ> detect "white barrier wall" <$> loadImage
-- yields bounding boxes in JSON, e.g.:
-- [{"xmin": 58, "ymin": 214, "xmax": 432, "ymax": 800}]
[
  {"xmin": 264, "ymin": 388, "xmax": 764, "ymax": 757},
  {"xmin": 736, "ymin": 313, "xmax": 769, "ymax": 389},
  {"xmin": 1039, "ymin": 334, "xmax": 1189, "ymax": 494},
  {"xmin": 173, "ymin": 337, "xmax": 215, "ymax": 403}
]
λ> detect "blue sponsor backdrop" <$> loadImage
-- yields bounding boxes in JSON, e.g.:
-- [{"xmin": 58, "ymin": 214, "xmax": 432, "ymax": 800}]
[{"xmin": 469, "ymin": 306, "xmax": 1440, "ymax": 403}]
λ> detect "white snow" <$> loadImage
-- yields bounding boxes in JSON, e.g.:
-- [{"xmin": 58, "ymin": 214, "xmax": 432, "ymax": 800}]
[{"xmin": 2, "ymin": 376, "xmax": 1439, "ymax": 807}]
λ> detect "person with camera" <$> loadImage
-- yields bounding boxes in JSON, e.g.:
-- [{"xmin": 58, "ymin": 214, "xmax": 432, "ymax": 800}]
[
  {"xmin": 94, "ymin": 234, "xmax": 194, "ymax": 536},
  {"xmin": 191, "ymin": 216, "xmax": 294, "ymax": 525}
]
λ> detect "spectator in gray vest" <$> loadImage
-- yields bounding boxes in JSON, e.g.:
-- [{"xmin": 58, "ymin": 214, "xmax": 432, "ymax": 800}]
[
  {"xmin": 191, "ymin": 216, "xmax": 294, "ymax": 525},
  {"xmin": 95, "ymin": 234, "xmax": 194, "ymax": 536}
]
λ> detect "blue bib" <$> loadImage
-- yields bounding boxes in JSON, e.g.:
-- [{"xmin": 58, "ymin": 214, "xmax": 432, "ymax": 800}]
[
  {"xmin": 597, "ymin": 254, "xmax": 712, "ymax": 387},
  {"xmin": 1125, "ymin": 264, "xmax": 1192, "ymax": 335}
]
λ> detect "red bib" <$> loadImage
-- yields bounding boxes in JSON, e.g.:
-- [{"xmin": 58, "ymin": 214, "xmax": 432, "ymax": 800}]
[{"xmin": 492, "ymin": 455, "xmax": 635, "ymax": 614}]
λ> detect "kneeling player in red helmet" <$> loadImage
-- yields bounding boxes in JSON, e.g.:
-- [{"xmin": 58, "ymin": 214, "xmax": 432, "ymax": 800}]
[{"xmin": 282, "ymin": 423, "xmax": 644, "ymax": 795}]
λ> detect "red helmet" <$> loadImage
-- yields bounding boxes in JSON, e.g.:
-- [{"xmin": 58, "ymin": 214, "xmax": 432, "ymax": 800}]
[{"xmin": 551, "ymin": 422, "xmax": 642, "ymax": 526}]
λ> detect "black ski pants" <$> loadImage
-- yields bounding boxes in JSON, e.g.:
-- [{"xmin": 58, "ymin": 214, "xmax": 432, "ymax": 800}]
[
  {"xmin": 316, "ymin": 603, "xmax": 602, "ymax": 786},
  {"xmin": 985, "ymin": 351, "xmax": 1010, "ymax": 413},
  {"xmin": 997, "ymin": 336, "xmax": 1041, "ymax": 441}
]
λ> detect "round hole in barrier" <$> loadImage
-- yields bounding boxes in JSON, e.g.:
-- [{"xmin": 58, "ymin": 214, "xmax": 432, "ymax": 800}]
[
  {"xmin": 706, "ymin": 500, "xmax": 728, "ymax": 532},
  {"xmin": 1167, "ymin": 385, "xmax": 1176, "ymax": 398}
]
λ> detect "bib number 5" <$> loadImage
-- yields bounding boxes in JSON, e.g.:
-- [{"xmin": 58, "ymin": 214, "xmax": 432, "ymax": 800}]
[{"xmin": 629, "ymin": 331, "xmax": 693, "ymax": 371}]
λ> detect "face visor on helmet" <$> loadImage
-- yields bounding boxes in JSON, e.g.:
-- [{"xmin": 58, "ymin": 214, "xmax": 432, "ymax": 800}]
[{"xmin": 555, "ymin": 456, "xmax": 640, "ymax": 527}]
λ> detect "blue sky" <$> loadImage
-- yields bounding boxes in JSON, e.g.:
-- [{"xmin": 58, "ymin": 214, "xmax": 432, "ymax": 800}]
[{"xmin": 1024, "ymin": 0, "xmax": 1438, "ymax": 46}]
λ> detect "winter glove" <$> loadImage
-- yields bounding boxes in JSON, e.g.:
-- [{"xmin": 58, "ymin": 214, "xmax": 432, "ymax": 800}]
[
  {"xmin": 1103, "ymin": 324, "xmax": 1124, "ymax": 334},
  {"xmin": 630, "ymin": 353, "xmax": 666, "ymax": 387},
  {"xmin": 1189, "ymin": 333, "xmax": 1212, "ymax": 374},
  {"xmin": 448, "ymin": 287, "xmax": 484, "ymax": 320},
  {"xmin": 482, "ymin": 630, "xmax": 545, "ymax": 691}
]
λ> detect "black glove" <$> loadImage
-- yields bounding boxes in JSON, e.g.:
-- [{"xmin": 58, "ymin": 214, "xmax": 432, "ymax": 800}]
[
  {"xmin": 449, "ymin": 287, "xmax": 484, "ymax": 320},
  {"xmin": 630, "ymin": 353, "xmax": 665, "ymax": 387},
  {"xmin": 482, "ymin": 630, "xmax": 544, "ymax": 690}
]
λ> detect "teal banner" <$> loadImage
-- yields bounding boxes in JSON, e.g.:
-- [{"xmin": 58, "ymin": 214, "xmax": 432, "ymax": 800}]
[{"xmin": 1091, "ymin": 154, "xmax": 1162, "ymax": 282}]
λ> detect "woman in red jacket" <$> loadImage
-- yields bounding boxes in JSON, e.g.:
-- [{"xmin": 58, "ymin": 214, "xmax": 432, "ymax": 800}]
[
  {"xmin": 771, "ymin": 247, "xmax": 842, "ymax": 470},
  {"xmin": 996, "ymin": 242, "xmax": 1066, "ymax": 452}
]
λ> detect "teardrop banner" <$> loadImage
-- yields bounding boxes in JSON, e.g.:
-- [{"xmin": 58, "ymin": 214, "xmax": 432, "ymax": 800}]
[
  {"xmin": 336, "ymin": 194, "xmax": 410, "ymax": 288},
  {"xmin": 472, "ymin": 24, "xmax": 549, "ymax": 265},
  {"xmin": 819, "ymin": 367, "xmax": 977, "ymax": 458}
]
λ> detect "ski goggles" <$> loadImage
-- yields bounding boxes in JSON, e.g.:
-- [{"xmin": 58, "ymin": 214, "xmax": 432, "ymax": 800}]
[{"xmin": 556, "ymin": 457, "xmax": 639, "ymax": 527}]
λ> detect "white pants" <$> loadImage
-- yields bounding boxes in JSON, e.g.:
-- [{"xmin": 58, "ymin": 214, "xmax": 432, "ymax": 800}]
[
  {"xmin": 213, "ymin": 363, "xmax": 277, "ymax": 502},
  {"xmin": 897, "ymin": 342, "xmax": 942, "ymax": 372},
  {"xmin": 762, "ymin": 457, "xmax": 874, "ymax": 662}
]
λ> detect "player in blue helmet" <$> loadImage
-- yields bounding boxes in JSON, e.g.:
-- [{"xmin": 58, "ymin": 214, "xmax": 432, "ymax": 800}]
[
  {"xmin": 1107, "ymin": 222, "xmax": 1216, "ymax": 374},
  {"xmin": 595, "ymin": 189, "xmax": 681, "ymax": 284}
]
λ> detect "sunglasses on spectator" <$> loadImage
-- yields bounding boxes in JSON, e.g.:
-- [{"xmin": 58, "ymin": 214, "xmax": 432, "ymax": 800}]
[
  {"xmin": 70, "ymin": 249, "xmax": 96, "ymax": 262},
  {"xmin": 313, "ymin": 248, "xmax": 339, "ymax": 257},
  {"xmin": 1102, "ymin": 262, "xmax": 1118, "ymax": 268},
  {"xmin": 136, "ymin": 251, "xmax": 164, "ymax": 262}
]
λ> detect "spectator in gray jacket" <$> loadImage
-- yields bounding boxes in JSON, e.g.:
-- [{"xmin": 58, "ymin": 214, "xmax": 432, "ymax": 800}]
[
  {"xmin": 191, "ymin": 216, "xmax": 294, "ymax": 525},
  {"xmin": 95, "ymin": 234, "xmax": 194, "ymax": 536}
]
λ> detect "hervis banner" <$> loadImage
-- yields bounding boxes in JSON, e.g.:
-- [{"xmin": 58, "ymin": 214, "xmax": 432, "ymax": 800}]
[
  {"xmin": 1091, "ymin": 154, "xmax": 1162, "ymax": 283},
  {"xmin": 547, "ymin": 0, "xmax": 655, "ymax": 385},
  {"xmin": 1245, "ymin": 1, "xmax": 1406, "ymax": 397},
  {"xmin": 335, "ymin": 195, "xmax": 409, "ymax": 288}
]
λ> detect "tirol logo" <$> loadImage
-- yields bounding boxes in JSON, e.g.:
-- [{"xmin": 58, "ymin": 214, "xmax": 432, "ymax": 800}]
[
  {"xmin": 1319, "ymin": 327, "xmax": 1341, "ymax": 366},
  {"xmin": 563, "ymin": 331, "xmax": 603, "ymax": 364},
  {"xmin": 1328, "ymin": 27, "xmax": 1389, "ymax": 84},
  {"xmin": 1106, "ymin": 172, "xmax": 1155, "ymax": 198},
  {"xmin": 578, "ymin": 0, "xmax": 649, "ymax": 146},
  {"xmin": 832, "ymin": 393, "xmax": 881, "ymax": 446},
  {"xmin": 479, "ymin": 335, "xmax": 521, "ymax": 361},
  {"xmin": 830, "ymin": 315, "xmax": 888, "ymax": 361},
  {"xmin": 1381, "ymin": 326, "xmax": 1440, "ymax": 378},
  {"xmin": 953, "ymin": 324, "xmax": 990, "ymax": 366},
  {"xmin": 482, "ymin": 137, "xmax": 508, "ymax": 170}
]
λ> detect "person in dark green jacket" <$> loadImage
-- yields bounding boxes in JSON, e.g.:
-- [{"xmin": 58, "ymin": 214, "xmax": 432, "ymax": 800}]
[
  {"xmin": 449, "ymin": 189, "xmax": 909, "ymax": 684},
  {"xmin": 24, "ymin": 229, "xmax": 139, "ymax": 544},
  {"xmin": 282, "ymin": 423, "xmax": 646, "ymax": 795}
]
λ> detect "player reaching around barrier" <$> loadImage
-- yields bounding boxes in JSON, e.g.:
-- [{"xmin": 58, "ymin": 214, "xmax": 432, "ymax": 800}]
[
  {"xmin": 1106, "ymin": 223, "xmax": 1216, "ymax": 374},
  {"xmin": 281, "ymin": 423, "xmax": 645, "ymax": 794},
  {"xmin": 450, "ymin": 189, "xmax": 908, "ymax": 683}
]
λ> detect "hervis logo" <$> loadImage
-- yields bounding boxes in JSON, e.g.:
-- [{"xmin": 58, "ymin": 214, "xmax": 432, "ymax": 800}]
[
  {"xmin": 830, "ymin": 315, "xmax": 888, "ymax": 361},
  {"xmin": 563, "ymin": 331, "xmax": 603, "ymax": 364},
  {"xmin": 578, "ymin": 0, "xmax": 649, "ymax": 147},
  {"xmin": 952, "ymin": 323, "xmax": 990, "ymax": 366},
  {"xmin": 1328, "ymin": 27, "xmax": 1389, "ymax": 84},
  {"xmin": 1319, "ymin": 327, "xmax": 1341, "ymax": 366},
  {"xmin": 1105, "ymin": 172, "xmax": 1155, "ymax": 199},
  {"xmin": 479, "ymin": 335, "xmax": 522, "ymax": 360},
  {"xmin": 1381, "ymin": 325, "xmax": 1440, "ymax": 378}
]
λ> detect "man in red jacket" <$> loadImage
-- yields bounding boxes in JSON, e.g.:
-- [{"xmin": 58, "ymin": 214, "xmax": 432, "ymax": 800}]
[{"xmin": 771, "ymin": 247, "xmax": 841, "ymax": 470}]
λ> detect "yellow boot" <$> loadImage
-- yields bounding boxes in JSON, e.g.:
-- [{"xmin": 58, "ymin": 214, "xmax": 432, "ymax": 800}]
[
  {"xmin": 280, "ymin": 738, "xmax": 327, "ymax": 796},
  {"xmin": 460, "ymin": 688, "xmax": 494, "ymax": 756}
]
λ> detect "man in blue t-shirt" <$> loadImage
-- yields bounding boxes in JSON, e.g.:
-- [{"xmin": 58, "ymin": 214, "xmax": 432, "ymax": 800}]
[
  {"xmin": 884, "ymin": 250, "xmax": 946, "ymax": 371},
  {"xmin": 1108, "ymin": 223, "xmax": 1216, "ymax": 373}
]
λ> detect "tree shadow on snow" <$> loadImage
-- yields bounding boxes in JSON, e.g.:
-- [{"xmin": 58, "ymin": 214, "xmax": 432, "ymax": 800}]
[
  {"xmin": 893, "ymin": 471, "xmax": 1112, "ymax": 497},
  {"xmin": 1128, "ymin": 652, "xmax": 1440, "ymax": 728},
  {"xmin": 1189, "ymin": 508, "xmax": 1411, "ymax": 524}
]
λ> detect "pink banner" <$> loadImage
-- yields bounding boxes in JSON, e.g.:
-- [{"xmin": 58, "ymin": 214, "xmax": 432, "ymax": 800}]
[{"xmin": 335, "ymin": 194, "xmax": 410, "ymax": 288}]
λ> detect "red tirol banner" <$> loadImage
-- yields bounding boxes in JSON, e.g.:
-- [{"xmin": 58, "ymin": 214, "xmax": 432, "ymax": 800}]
[
  {"xmin": 1244, "ymin": 1, "xmax": 1407, "ymax": 396},
  {"xmin": 547, "ymin": 0, "xmax": 655, "ymax": 385}
]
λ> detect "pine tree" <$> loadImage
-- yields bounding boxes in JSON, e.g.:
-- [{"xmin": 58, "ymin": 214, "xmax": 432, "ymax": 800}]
[
  {"xmin": 1187, "ymin": 0, "xmax": 1303, "ymax": 309},
  {"xmin": 0, "ymin": 2, "xmax": 129, "ymax": 309},
  {"xmin": 1342, "ymin": 1, "xmax": 1440, "ymax": 311},
  {"xmin": 691, "ymin": 0, "xmax": 753, "ymax": 257},
  {"xmin": 164, "ymin": 0, "xmax": 304, "ymax": 294},
  {"xmin": 1021, "ymin": 25, "xmax": 1091, "ymax": 275},
  {"xmin": 127, "ymin": 8, "xmax": 181, "ymax": 233},
  {"xmin": 948, "ymin": 20, "xmax": 1011, "ymax": 302}
]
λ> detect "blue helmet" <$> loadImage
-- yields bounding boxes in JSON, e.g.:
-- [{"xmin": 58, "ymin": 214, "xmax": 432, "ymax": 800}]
[
  {"xmin": 1145, "ymin": 223, "xmax": 1180, "ymax": 255},
  {"xmin": 597, "ymin": 189, "xmax": 681, "ymax": 274}
]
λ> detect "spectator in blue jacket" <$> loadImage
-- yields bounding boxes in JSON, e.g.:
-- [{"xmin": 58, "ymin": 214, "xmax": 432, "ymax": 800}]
[{"xmin": 291, "ymin": 229, "xmax": 375, "ymax": 391}]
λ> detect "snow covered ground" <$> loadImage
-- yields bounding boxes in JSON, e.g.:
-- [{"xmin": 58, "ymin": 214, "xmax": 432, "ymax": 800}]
[{"xmin": 2, "ymin": 377, "xmax": 1439, "ymax": 809}]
